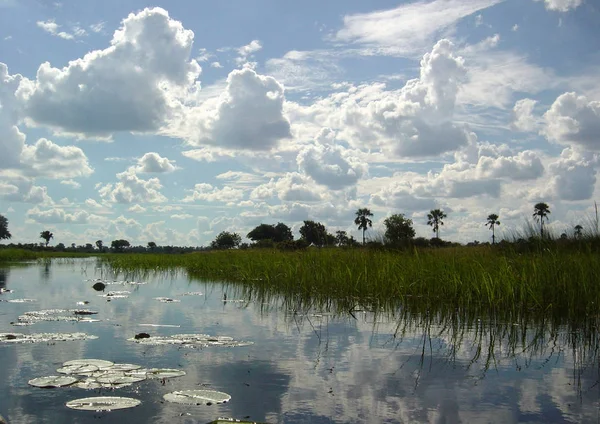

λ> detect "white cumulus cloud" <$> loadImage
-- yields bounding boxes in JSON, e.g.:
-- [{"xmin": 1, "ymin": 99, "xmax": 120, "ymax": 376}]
[{"xmin": 19, "ymin": 7, "xmax": 201, "ymax": 138}]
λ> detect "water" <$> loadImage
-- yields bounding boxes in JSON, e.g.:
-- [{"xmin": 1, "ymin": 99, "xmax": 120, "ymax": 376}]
[{"xmin": 0, "ymin": 259, "xmax": 599, "ymax": 423}]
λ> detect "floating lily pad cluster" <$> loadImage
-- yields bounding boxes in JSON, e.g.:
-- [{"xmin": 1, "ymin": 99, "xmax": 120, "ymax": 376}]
[
  {"xmin": 27, "ymin": 359, "xmax": 187, "ymax": 390},
  {"xmin": 13, "ymin": 309, "xmax": 100, "ymax": 326},
  {"xmin": 128, "ymin": 333, "xmax": 254, "ymax": 348},
  {"xmin": 0, "ymin": 332, "xmax": 98, "ymax": 343},
  {"xmin": 27, "ymin": 358, "xmax": 232, "ymax": 413}
]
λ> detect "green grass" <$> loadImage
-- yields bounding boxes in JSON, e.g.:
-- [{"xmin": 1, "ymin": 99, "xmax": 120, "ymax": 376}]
[
  {"xmin": 101, "ymin": 246, "xmax": 600, "ymax": 320},
  {"xmin": 0, "ymin": 249, "xmax": 91, "ymax": 262}
]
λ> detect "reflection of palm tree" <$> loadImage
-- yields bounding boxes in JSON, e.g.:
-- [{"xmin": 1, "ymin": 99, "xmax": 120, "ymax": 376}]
[
  {"xmin": 486, "ymin": 214, "xmax": 501, "ymax": 244},
  {"xmin": 427, "ymin": 209, "xmax": 447, "ymax": 239},
  {"xmin": 354, "ymin": 208, "xmax": 373, "ymax": 245},
  {"xmin": 532, "ymin": 203, "xmax": 551, "ymax": 238},
  {"xmin": 574, "ymin": 224, "xmax": 583, "ymax": 239}
]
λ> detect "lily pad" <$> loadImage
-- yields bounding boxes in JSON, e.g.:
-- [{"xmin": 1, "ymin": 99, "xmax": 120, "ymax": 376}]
[
  {"xmin": 57, "ymin": 364, "xmax": 99, "ymax": 375},
  {"xmin": 127, "ymin": 368, "xmax": 186, "ymax": 379},
  {"xmin": 127, "ymin": 333, "xmax": 253, "ymax": 348},
  {"xmin": 0, "ymin": 332, "xmax": 98, "ymax": 343},
  {"xmin": 17, "ymin": 309, "xmax": 98, "ymax": 324},
  {"xmin": 63, "ymin": 359, "xmax": 114, "ymax": 369},
  {"xmin": 66, "ymin": 396, "xmax": 141, "ymax": 411},
  {"xmin": 96, "ymin": 372, "xmax": 145, "ymax": 384},
  {"xmin": 100, "ymin": 363, "xmax": 141, "ymax": 372},
  {"xmin": 154, "ymin": 297, "xmax": 180, "ymax": 303},
  {"xmin": 28, "ymin": 375, "xmax": 78, "ymax": 388},
  {"xmin": 163, "ymin": 390, "xmax": 231, "ymax": 405},
  {"xmin": 72, "ymin": 378, "xmax": 103, "ymax": 390}
]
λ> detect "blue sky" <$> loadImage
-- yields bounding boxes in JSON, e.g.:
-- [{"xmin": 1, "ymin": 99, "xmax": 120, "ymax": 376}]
[{"xmin": 1, "ymin": 0, "xmax": 599, "ymax": 247}]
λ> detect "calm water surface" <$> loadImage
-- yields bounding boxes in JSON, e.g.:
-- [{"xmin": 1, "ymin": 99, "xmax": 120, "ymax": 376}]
[{"xmin": 0, "ymin": 259, "xmax": 599, "ymax": 424}]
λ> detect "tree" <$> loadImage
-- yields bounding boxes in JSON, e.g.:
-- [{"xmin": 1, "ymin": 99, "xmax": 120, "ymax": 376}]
[
  {"xmin": 248, "ymin": 223, "xmax": 294, "ymax": 243},
  {"xmin": 384, "ymin": 214, "xmax": 416, "ymax": 245},
  {"xmin": 574, "ymin": 224, "xmax": 583, "ymax": 239},
  {"xmin": 273, "ymin": 222, "xmax": 294, "ymax": 242},
  {"xmin": 335, "ymin": 230, "xmax": 350, "ymax": 247},
  {"xmin": 148, "ymin": 241, "xmax": 157, "ymax": 251},
  {"xmin": 486, "ymin": 214, "xmax": 501, "ymax": 245},
  {"xmin": 210, "ymin": 231, "xmax": 241, "ymax": 249},
  {"xmin": 427, "ymin": 209, "xmax": 447, "ymax": 239},
  {"xmin": 111, "ymin": 239, "xmax": 130, "ymax": 252},
  {"xmin": 299, "ymin": 220, "xmax": 328, "ymax": 247},
  {"xmin": 354, "ymin": 208, "xmax": 373, "ymax": 245},
  {"xmin": 96, "ymin": 240, "xmax": 103, "ymax": 250},
  {"xmin": 532, "ymin": 202, "xmax": 551, "ymax": 238},
  {"xmin": 40, "ymin": 230, "xmax": 54, "ymax": 247},
  {"xmin": 0, "ymin": 215, "xmax": 11, "ymax": 240}
]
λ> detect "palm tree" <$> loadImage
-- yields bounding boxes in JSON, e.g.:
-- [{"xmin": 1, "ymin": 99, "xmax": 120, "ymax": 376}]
[
  {"xmin": 486, "ymin": 213, "xmax": 501, "ymax": 245},
  {"xmin": 40, "ymin": 230, "xmax": 54, "ymax": 247},
  {"xmin": 354, "ymin": 208, "xmax": 373, "ymax": 245},
  {"xmin": 574, "ymin": 224, "xmax": 583, "ymax": 239},
  {"xmin": 532, "ymin": 202, "xmax": 551, "ymax": 238},
  {"xmin": 427, "ymin": 209, "xmax": 447, "ymax": 239}
]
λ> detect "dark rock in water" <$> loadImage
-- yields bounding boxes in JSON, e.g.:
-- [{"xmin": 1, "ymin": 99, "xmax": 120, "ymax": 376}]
[
  {"xmin": 92, "ymin": 282, "xmax": 106, "ymax": 291},
  {"xmin": 134, "ymin": 333, "xmax": 151, "ymax": 340},
  {"xmin": 0, "ymin": 413, "xmax": 7, "ymax": 424},
  {"xmin": 5, "ymin": 335, "xmax": 16, "ymax": 340}
]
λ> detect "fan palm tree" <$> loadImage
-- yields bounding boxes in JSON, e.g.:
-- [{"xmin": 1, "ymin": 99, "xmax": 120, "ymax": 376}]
[
  {"xmin": 427, "ymin": 209, "xmax": 447, "ymax": 239},
  {"xmin": 354, "ymin": 208, "xmax": 373, "ymax": 245},
  {"xmin": 574, "ymin": 224, "xmax": 583, "ymax": 239},
  {"xmin": 40, "ymin": 230, "xmax": 54, "ymax": 247},
  {"xmin": 532, "ymin": 202, "xmax": 551, "ymax": 238},
  {"xmin": 486, "ymin": 214, "xmax": 501, "ymax": 244}
]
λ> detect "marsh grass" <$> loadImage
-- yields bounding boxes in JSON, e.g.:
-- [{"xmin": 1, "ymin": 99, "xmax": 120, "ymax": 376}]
[
  {"xmin": 0, "ymin": 249, "xmax": 91, "ymax": 262},
  {"xmin": 102, "ymin": 245, "xmax": 600, "ymax": 320}
]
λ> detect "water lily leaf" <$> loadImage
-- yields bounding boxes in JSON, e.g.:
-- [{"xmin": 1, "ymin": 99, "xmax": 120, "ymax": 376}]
[
  {"xmin": 28, "ymin": 375, "xmax": 78, "ymax": 388},
  {"xmin": 63, "ymin": 359, "xmax": 114, "ymax": 369},
  {"xmin": 0, "ymin": 332, "xmax": 98, "ymax": 343},
  {"xmin": 154, "ymin": 297, "xmax": 180, "ymax": 303},
  {"xmin": 127, "ymin": 368, "xmax": 186, "ymax": 379},
  {"xmin": 72, "ymin": 378, "xmax": 103, "ymax": 390},
  {"xmin": 66, "ymin": 396, "xmax": 141, "ymax": 411},
  {"xmin": 96, "ymin": 373, "xmax": 146, "ymax": 385},
  {"xmin": 17, "ymin": 309, "xmax": 99, "ymax": 324},
  {"xmin": 99, "ymin": 363, "xmax": 141, "ymax": 372},
  {"xmin": 127, "ymin": 333, "xmax": 253, "ymax": 348},
  {"xmin": 163, "ymin": 390, "xmax": 231, "ymax": 405},
  {"xmin": 57, "ymin": 364, "xmax": 99, "ymax": 375}
]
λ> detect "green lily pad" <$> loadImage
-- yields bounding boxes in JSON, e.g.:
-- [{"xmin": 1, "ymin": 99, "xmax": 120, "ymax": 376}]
[
  {"xmin": 28, "ymin": 375, "xmax": 78, "ymax": 388},
  {"xmin": 66, "ymin": 396, "xmax": 141, "ymax": 411},
  {"xmin": 163, "ymin": 390, "xmax": 231, "ymax": 405},
  {"xmin": 127, "ymin": 368, "xmax": 186, "ymax": 379},
  {"xmin": 57, "ymin": 364, "xmax": 99, "ymax": 375},
  {"xmin": 0, "ymin": 332, "xmax": 98, "ymax": 343}
]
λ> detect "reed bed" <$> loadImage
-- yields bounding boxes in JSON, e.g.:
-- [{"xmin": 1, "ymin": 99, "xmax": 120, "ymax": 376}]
[
  {"xmin": 0, "ymin": 249, "xmax": 90, "ymax": 262},
  {"xmin": 102, "ymin": 246, "xmax": 600, "ymax": 320}
]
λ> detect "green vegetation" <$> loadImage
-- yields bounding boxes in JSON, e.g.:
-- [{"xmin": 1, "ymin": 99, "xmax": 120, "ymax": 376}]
[
  {"xmin": 533, "ymin": 202, "xmax": 551, "ymax": 238},
  {"xmin": 486, "ymin": 213, "xmax": 501, "ymax": 244},
  {"xmin": 427, "ymin": 209, "xmax": 447, "ymax": 239},
  {"xmin": 0, "ymin": 215, "xmax": 11, "ymax": 240},
  {"xmin": 354, "ymin": 208, "xmax": 373, "ymax": 245},
  {"xmin": 40, "ymin": 230, "xmax": 54, "ymax": 247},
  {"xmin": 102, "ymin": 240, "xmax": 600, "ymax": 321},
  {"xmin": 0, "ymin": 249, "xmax": 91, "ymax": 262}
]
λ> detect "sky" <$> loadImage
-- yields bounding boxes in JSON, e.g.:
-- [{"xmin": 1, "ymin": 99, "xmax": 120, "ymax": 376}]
[{"xmin": 1, "ymin": 0, "xmax": 599, "ymax": 247}]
